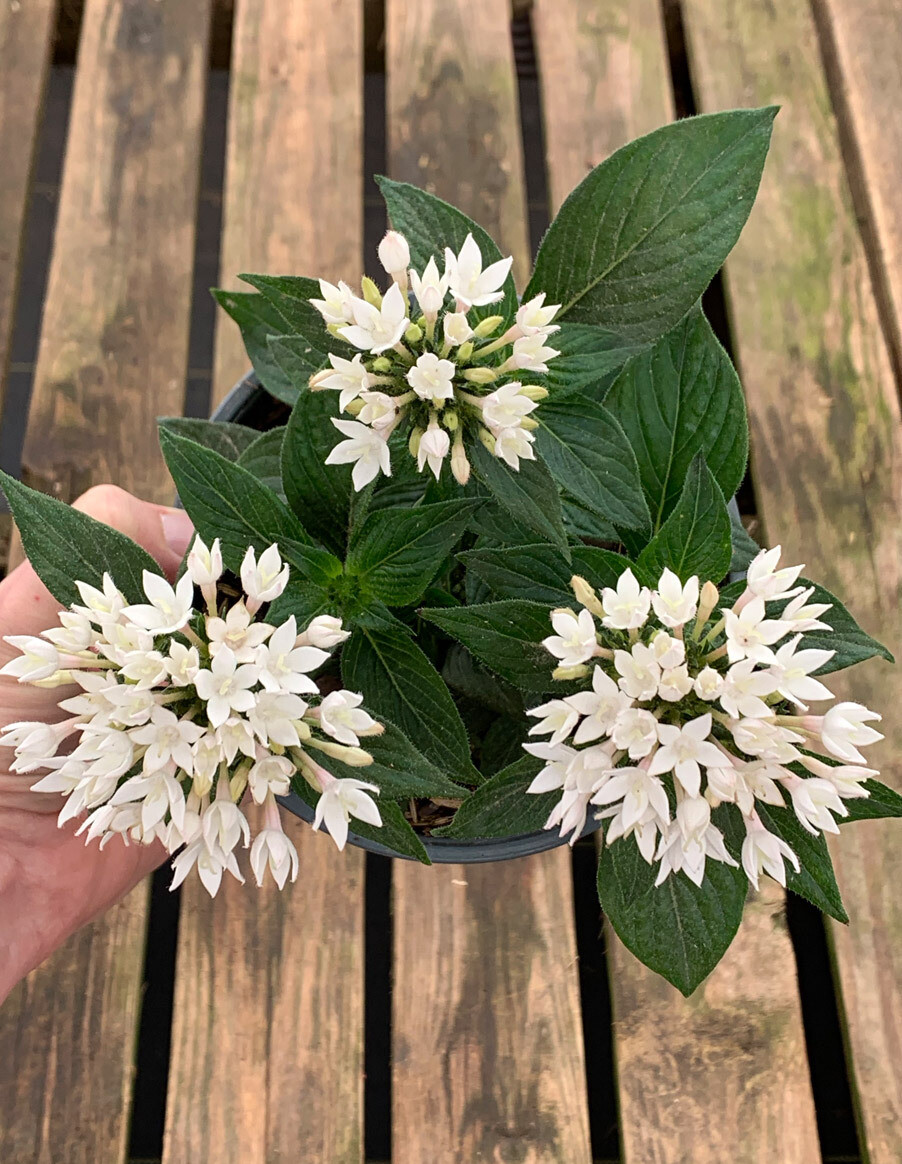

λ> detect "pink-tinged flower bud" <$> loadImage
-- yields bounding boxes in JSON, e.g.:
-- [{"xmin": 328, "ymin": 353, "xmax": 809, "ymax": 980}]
[{"xmin": 377, "ymin": 230, "xmax": 410, "ymax": 275}]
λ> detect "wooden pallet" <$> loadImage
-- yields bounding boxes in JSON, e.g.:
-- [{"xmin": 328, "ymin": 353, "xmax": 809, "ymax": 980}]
[{"xmin": 0, "ymin": 2, "xmax": 901, "ymax": 1161}]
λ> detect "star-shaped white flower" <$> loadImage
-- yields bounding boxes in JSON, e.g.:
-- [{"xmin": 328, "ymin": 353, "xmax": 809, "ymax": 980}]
[
  {"xmin": 648, "ymin": 713, "xmax": 723, "ymax": 797},
  {"xmin": 326, "ymin": 418, "xmax": 392, "ymax": 490},
  {"xmin": 741, "ymin": 813, "xmax": 800, "ymax": 890},
  {"xmin": 0, "ymin": 636, "xmax": 60, "ymax": 682},
  {"xmin": 610, "ymin": 706, "xmax": 659, "ymax": 758},
  {"xmin": 206, "ymin": 600, "xmax": 273, "ymax": 662},
  {"xmin": 724, "ymin": 595, "xmax": 789, "ymax": 664},
  {"xmin": 601, "ymin": 568, "xmax": 651, "ymax": 630},
  {"xmin": 766, "ymin": 635, "xmax": 834, "ymax": 708},
  {"xmin": 313, "ymin": 775, "xmax": 382, "ymax": 850},
  {"xmin": 515, "ymin": 292, "xmax": 560, "ymax": 336},
  {"xmin": 719, "ymin": 658, "xmax": 778, "ymax": 719},
  {"xmin": 310, "ymin": 278, "xmax": 356, "ymax": 326},
  {"xmin": 417, "ymin": 421, "xmax": 450, "ymax": 479},
  {"xmin": 444, "ymin": 233, "xmax": 512, "ymax": 308},
  {"xmin": 493, "ymin": 426, "xmax": 535, "ymax": 470},
  {"xmin": 527, "ymin": 698, "xmax": 580, "ymax": 746},
  {"xmin": 745, "ymin": 546, "xmax": 804, "ymax": 602},
  {"xmin": 406, "ymin": 352, "xmax": 455, "ymax": 402},
  {"xmin": 250, "ymin": 824, "xmax": 300, "ymax": 889},
  {"xmin": 651, "ymin": 568, "xmax": 699, "ymax": 628},
  {"xmin": 543, "ymin": 607, "xmax": 597, "ymax": 667},
  {"xmin": 310, "ymin": 352, "xmax": 373, "ymax": 409},
  {"xmin": 482, "ymin": 382, "xmax": 538, "ymax": 431},
  {"xmin": 564, "ymin": 666, "xmax": 631, "ymax": 744},
  {"xmin": 357, "ymin": 391, "xmax": 399, "ymax": 433},
  {"xmin": 819, "ymin": 702, "xmax": 883, "ymax": 763},
  {"xmin": 410, "ymin": 256, "xmax": 450, "ymax": 320},
  {"xmin": 338, "ymin": 282, "xmax": 409, "ymax": 352},
  {"xmin": 255, "ymin": 616, "xmax": 329, "ymax": 694},
  {"xmin": 194, "ymin": 646, "xmax": 259, "ymax": 728},
  {"xmin": 240, "ymin": 544, "xmax": 290, "ymax": 608},
  {"xmin": 130, "ymin": 705, "xmax": 205, "ymax": 772},
  {"xmin": 122, "ymin": 570, "xmax": 194, "ymax": 635},
  {"xmin": 318, "ymin": 689, "xmax": 380, "ymax": 746},
  {"xmin": 614, "ymin": 643, "xmax": 660, "ymax": 701}
]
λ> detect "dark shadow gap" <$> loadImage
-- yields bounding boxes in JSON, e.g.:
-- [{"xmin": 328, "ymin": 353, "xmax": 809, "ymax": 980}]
[
  {"xmin": 364, "ymin": 852, "xmax": 393, "ymax": 1162},
  {"xmin": 126, "ymin": 869, "xmax": 182, "ymax": 1163},
  {"xmin": 53, "ymin": 0, "xmax": 84, "ymax": 66},
  {"xmin": 572, "ymin": 840, "xmax": 621, "ymax": 1163},
  {"xmin": 511, "ymin": 9, "xmax": 550, "ymax": 259},
  {"xmin": 0, "ymin": 65, "xmax": 75, "ymax": 483}
]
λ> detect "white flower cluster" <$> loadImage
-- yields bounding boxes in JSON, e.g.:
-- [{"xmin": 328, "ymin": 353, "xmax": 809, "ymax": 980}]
[
  {"xmin": 0, "ymin": 539, "xmax": 385, "ymax": 896},
  {"xmin": 310, "ymin": 230, "xmax": 561, "ymax": 488},
  {"xmin": 526, "ymin": 548, "xmax": 883, "ymax": 891}
]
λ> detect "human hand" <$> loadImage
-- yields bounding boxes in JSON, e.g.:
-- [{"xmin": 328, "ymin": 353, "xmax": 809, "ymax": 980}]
[{"xmin": 0, "ymin": 485, "xmax": 194, "ymax": 1003}]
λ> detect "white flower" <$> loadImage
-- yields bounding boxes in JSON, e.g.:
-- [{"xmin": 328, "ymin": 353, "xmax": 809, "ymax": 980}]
[
  {"xmin": 255, "ymin": 616, "xmax": 328, "ymax": 693},
  {"xmin": 377, "ymin": 230, "xmax": 410, "ymax": 276},
  {"xmin": 780, "ymin": 586, "xmax": 832, "ymax": 633},
  {"xmin": 724, "ymin": 596, "xmax": 789, "ymax": 664},
  {"xmin": 0, "ymin": 636, "xmax": 60, "ymax": 682},
  {"xmin": 819, "ymin": 702, "xmax": 883, "ymax": 763},
  {"xmin": 649, "ymin": 713, "xmax": 722, "ymax": 797},
  {"xmin": 247, "ymin": 755, "xmax": 294, "ymax": 804},
  {"xmin": 658, "ymin": 664, "xmax": 694, "ymax": 703},
  {"xmin": 523, "ymin": 740, "xmax": 576, "ymax": 793},
  {"xmin": 543, "ymin": 607, "xmax": 597, "ymax": 667},
  {"xmin": 481, "ymin": 382, "xmax": 538, "ymax": 430},
  {"xmin": 767, "ymin": 635, "xmax": 834, "ymax": 708},
  {"xmin": 409, "ymin": 256, "xmax": 450, "ymax": 320},
  {"xmin": 0, "ymin": 718, "xmax": 77, "ymax": 770},
  {"xmin": 741, "ymin": 813, "xmax": 800, "ymax": 890},
  {"xmin": 694, "ymin": 665, "xmax": 724, "ymax": 701},
  {"xmin": 310, "ymin": 352, "xmax": 372, "ymax": 409},
  {"xmin": 312, "ymin": 774, "xmax": 382, "ymax": 850},
  {"xmin": 112, "ymin": 769, "xmax": 187, "ymax": 835},
  {"xmin": 247, "ymin": 690, "xmax": 308, "ymax": 747},
  {"xmin": 191, "ymin": 734, "xmax": 223, "ymax": 794},
  {"xmin": 652, "ymin": 569, "xmax": 699, "ymax": 628},
  {"xmin": 417, "ymin": 420, "xmax": 450, "ymax": 479},
  {"xmin": 240, "ymin": 544, "xmax": 290, "ymax": 608},
  {"xmin": 215, "ymin": 716, "xmax": 257, "ymax": 764},
  {"xmin": 516, "ymin": 292, "xmax": 560, "ymax": 335},
  {"xmin": 610, "ymin": 707, "xmax": 659, "ymax": 759},
  {"xmin": 502, "ymin": 333, "xmax": 560, "ymax": 373},
  {"xmin": 326, "ymin": 418, "xmax": 392, "ymax": 490},
  {"xmin": 74, "ymin": 574, "xmax": 126, "ymax": 621},
  {"xmin": 601, "ymin": 568, "xmax": 651, "ymax": 630},
  {"xmin": 730, "ymin": 717, "xmax": 803, "ymax": 763},
  {"xmin": 130, "ymin": 706, "xmax": 205, "ymax": 772},
  {"xmin": 194, "ymin": 646, "xmax": 259, "ymax": 728},
  {"xmin": 745, "ymin": 546, "xmax": 804, "ymax": 601},
  {"xmin": 338, "ymin": 282, "xmax": 409, "ymax": 352},
  {"xmin": 358, "ymin": 391, "xmax": 399, "ymax": 433},
  {"xmin": 104, "ymin": 683, "xmax": 157, "ymax": 726},
  {"xmin": 310, "ymin": 278, "xmax": 356, "ymax": 326},
  {"xmin": 527, "ymin": 698, "xmax": 580, "ymax": 746},
  {"xmin": 319, "ymin": 689, "xmax": 380, "ymax": 746},
  {"xmin": 250, "ymin": 822, "xmax": 300, "ymax": 889},
  {"xmin": 42, "ymin": 611, "xmax": 94, "ymax": 653},
  {"xmin": 187, "ymin": 536, "xmax": 223, "ymax": 588},
  {"xmin": 121, "ymin": 571, "xmax": 195, "ymax": 635},
  {"xmin": 170, "ymin": 839, "xmax": 245, "ymax": 898},
  {"xmin": 493, "ymin": 425, "xmax": 535, "ymax": 470},
  {"xmin": 593, "ymin": 765, "xmax": 670, "ymax": 834},
  {"xmin": 443, "ymin": 311, "xmax": 472, "ymax": 346},
  {"xmin": 206, "ymin": 601, "xmax": 273, "ymax": 662},
  {"xmin": 165, "ymin": 641, "xmax": 200, "ymax": 686},
  {"xmin": 203, "ymin": 775, "xmax": 251, "ymax": 853},
  {"xmin": 654, "ymin": 802, "xmax": 736, "ymax": 887},
  {"xmin": 564, "ymin": 666, "xmax": 631, "ymax": 743},
  {"xmin": 785, "ymin": 775, "xmax": 847, "ymax": 835},
  {"xmin": 406, "ymin": 352, "xmax": 455, "ymax": 402},
  {"xmin": 719, "ymin": 659, "xmax": 777, "ymax": 719},
  {"xmin": 301, "ymin": 615, "xmax": 349, "ymax": 649},
  {"xmin": 614, "ymin": 643, "xmax": 660, "ymax": 701},
  {"xmin": 444, "ymin": 233, "xmax": 512, "ymax": 308},
  {"xmin": 649, "ymin": 631, "xmax": 685, "ymax": 670}
]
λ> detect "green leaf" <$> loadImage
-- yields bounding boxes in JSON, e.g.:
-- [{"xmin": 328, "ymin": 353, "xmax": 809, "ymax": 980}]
[
  {"xmin": 312, "ymin": 719, "xmax": 467, "ymax": 799},
  {"xmin": 466, "ymin": 501, "xmax": 536, "ymax": 547},
  {"xmin": 536, "ymin": 395, "xmax": 650, "ymax": 534},
  {"xmin": 441, "ymin": 643, "xmax": 526, "ymax": 718},
  {"xmin": 561, "ymin": 496, "xmax": 618, "ymax": 541},
  {"xmin": 376, "ymin": 175, "xmax": 517, "ymax": 324},
  {"xmin": 341, "ymin": 627, "xmax": 477, "ymax": 783},
  {"xmin": 840, "ymin": 779, "xmax": 902, "ymax": 822},
  {"xmin": 597, "ymin": 828, "xmax": 748, "ymax": 995},
  {"xmin": 157, "ymin": 416, "xmax": 260, "ymax": 462},
  {"xmin": 468, "ymin": 439, "xmax": 567, "ymax": 550},
  {"xmin": 213, "ymin": 289, "xmax": 298, "ymax": 403},
  {"xmin": 730, "ymin": 514, "xmax": 760, "ymax": 573},
  {"xmin": 460, "ymin": 542, "xmax": 642, "ymax": 606},
  {"xmin": 526, "ymin": 107, "xmax": 777, "ymax": 342},
  {"xmin": 637, "ymin": 454, "xmax": 732, "ymax": 583},
  {"xmin": 346, "ymin": 500, "xmax": 479, "ymax": 607},
  {"xmin": 240, "ymin": 273, "xmax": 332, "ymax": 380},
  {"xmin": 0, "ymin": 470, "xmax": 162, "ymax": 606},
  {"xmin": 784, "ymin": 580, "xmax": 894, "ymax": 672},
  {"xmin": 266, "ymin": 581, "xmax": 331, "ymax": 626},
  {"xmin": 605, "ymin": 306, "xmax": 748, "ymax": 530},
  {"xmin": 237, "ymin": 427, "xmax": 287, "ymax": 501},
  {"xmin": 544, "ymin": 322, "xmax": 648, "ymax": 401},
  {"xmin": 438, "ymin": 755, "xmax": 559, "ymax": 838},
  {"xmin": 292, "ymin": 776, "xmax": 430, "ymax": 863},
  {"xmin": 278, "ymin": 385, "xmax": 353, "ymax": 556},
  {"xmin": 421, "ymin": 600, "xmax": 555, "ymax": 691}
]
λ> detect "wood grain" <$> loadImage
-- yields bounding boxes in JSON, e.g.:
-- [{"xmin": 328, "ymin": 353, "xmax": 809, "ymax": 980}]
[
  {"xmin": 387, "ymin": 3, "xmax": 590, "ymax": 1160},
  {"xmin": 0, "ymin": 2, "xmax": 210, "ymax": 1161},
  {"xmin": 164, "ymin": 3, "xmax": 366, "ymax": 1162},
  {"xmin": 682, "ymin": 2, "xmax": 902, "ymax": 1160},
  {"xmin": 211, "ymin": 0, "xmax": 363, "ymax": 405},
  {"xmin": 0, "ymin": 0, "xmax": 55, "ymax": 402},
  {"xmin": 533, "ymin": 4, "xmax": 820, "ymax": 1159}
]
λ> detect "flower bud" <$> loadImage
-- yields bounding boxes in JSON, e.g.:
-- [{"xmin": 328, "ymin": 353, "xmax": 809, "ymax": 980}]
[
  {"xmin": 377, "ymin": 230, "xmax": 410, "ymax": 275},
  {"xmin": 473, "ymin": 314, "xmax": 505, "ymax": 338},
  {"xmin": 695, "ymin": 580, "xmax": 720, "ymax": 629},
  {"xmin": 443, "ymin": 312, "xmax": 472, "ymax": 346},
  {"xmin": 520, "ymin": 416, "xmax": 539, "ymax": 430},
  {"xmin": 343, "ymin": 397, "xmax": 364, "ymax": 416},
  {"xmin": 451, "ymin": 438, "xmax": 471, "ymax": 485},
  {"xmin": 309, "ymin": 739, "xmax": 374, "ymax": 766},
  {"xmin": 405, "ymin": 322, "xmax": 423, "ymax": 344},
  {"xmin": 457, "ymin": 341, "xmax": 474, "ymax": 361},
  {"xmin": 518, "ymin": 384, "xmax": 549, "ymax": 401},
  {"xmin": 361, "ymin": 276, "xmax": 382, "ymax": 307},
  {"xmin": 478, "ymin": 427, "xmax": 496, "ymax": 453},
  {"xmin": 570, "ymin": 575, "xmax": 605, "ymax": 617},
  {"xmin": 552, "ymin": 663, "xmax": 590, "ymax": 681},
  {"xmin": 408, "ymin": 426, "xmax": 424, "ymax": 456},
  {"xmin": 371, "ymin": 356, "xmax": 392, "ymax": 373},
  {"xmin": 302, "ymin": 614, "xmax": 350, "ymax": 649},
  {"xmin": 441, "ymin": 409, "xmax": 459, "ymax": 432},
  {"xmin": 187, "ymin": 536, "xmax": 223, "ymax": 587},
  {"xmin": 463, "ymin": 366, "xmax": 497, "ymax": 384}
]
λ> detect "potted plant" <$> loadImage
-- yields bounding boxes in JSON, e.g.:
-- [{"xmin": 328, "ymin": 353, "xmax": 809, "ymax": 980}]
[{"xmin": 2, "ymin": 107, "xmax": 898, "ymax": 995}]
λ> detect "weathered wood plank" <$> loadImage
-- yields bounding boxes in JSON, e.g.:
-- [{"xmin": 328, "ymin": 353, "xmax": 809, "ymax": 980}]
[
  {"xmin": 0, "ymin": 2, "xmax": 211, "ymax": 1162},
  {"xmin": 533, "ymin": 4, "xmax": 821, "ymax": 1160},
  {"xmin": 0, "ymin": 0, "xmax": 54, "ymax": 402},
  {"xmin": 163, "ymin": 4, "xmax": 366, "ymax": 1162},
  {"xmin": 211, "ymin": 0, "xmax": 363, "ymax": 406},
  {"xmin": 681, "ymin": 2, "xmax": 902, "ymax": 1160},
  {"xmin": 387, "ymin": 3, "xmax": 590, "ymax": 1160}
]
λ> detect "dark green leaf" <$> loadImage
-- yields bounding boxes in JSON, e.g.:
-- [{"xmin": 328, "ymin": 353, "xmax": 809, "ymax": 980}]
[
  {"xmin": 312, "ymin": 719, "xmax": 467, "ymax": 799},
  {"xmin": 266, "ymin": 581, "xmax": 331, "ymax": 626},
  {"xmin": 460, "ymin": 543, "xmax": 574, "ymax": 604},
  {"xmin": 561, "ymin": 496, "xmax": 618, "ymax": 541},
  {"xmin": 786, "ymin": 579, "xmax": 894, "ymax": 672},
  {"xmin": 441, "ymin": 643, "xmax": 526, "ymax": 717},
  {"xmin": 605, "ymin": 306, "xmax": 748, "ymax": 529},
  {"xmin": 437, "ymin": 755, "xmax": 559, "ymax": 838},
  {"xmin": 469, "ymin": 439, "xmax": 567, "ymax": 550},
  {"xmin": 840, "ymin": 779, "xmax": 902, "ymax": 822},
  {"xmin": 421, "ymin": 600, "xmax": 555, "ymax": 690},
  {"xmin": 730, "ymin": 515, "xmax": 760, "ymax": 573},
  {"xmin": 597, "ymin": 829, "xmax": 748, "ymax": 995},
  {"xmin": 237, "ymin": 427, "xmax": 287, "ymax": 501},
  {"xmin": 212, "ymin": 289, "xmax": 298, "ymax": 403},
  {"xmin": 526, "ymin": 107, "xmax": 777, "ymax": 342},
  {"xmin": 0, "ymin": 470, "xmax": 161, "ymax": 606},
  {"xmin": 240, "ymin": 273, "xmax": 332, "ymax": 380},
  {"xmin": 346, "ymin": 500, "xmax": 480, "ymax": 606},
  {"xmin": 637, "ymin": 454, "xmax": 732, "ymax": 583},
  {"xmin": 292, "ymin": 776, "xmax": 430, "ymax": 863},
  {"xmin": 158, "ymin": 416, "xmax": 260, "ymax": 462},
  {"xmin": 544, "ymin": 322, "xmax": 648, "ymax": 400},
  {"xmin": 341, "ymin": 627, "xmax": 477, "ymax": 783}
]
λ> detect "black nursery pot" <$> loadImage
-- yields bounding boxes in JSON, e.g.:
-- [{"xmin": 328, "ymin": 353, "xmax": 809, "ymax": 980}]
[{"xmin": 212, "ymin": 372, "xmax": 603, "ymax": 864}]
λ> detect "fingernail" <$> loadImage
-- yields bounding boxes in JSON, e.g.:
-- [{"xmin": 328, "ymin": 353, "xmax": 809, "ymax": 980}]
[{"xmin": 161, "ymin": 509, "xmax": 195, "ymax": 557}]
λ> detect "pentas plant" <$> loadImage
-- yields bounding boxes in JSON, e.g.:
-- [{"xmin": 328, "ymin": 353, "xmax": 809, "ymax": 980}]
[{"xmin": 2, "ymin": 107, "xmax": 899, "ymax": 993}]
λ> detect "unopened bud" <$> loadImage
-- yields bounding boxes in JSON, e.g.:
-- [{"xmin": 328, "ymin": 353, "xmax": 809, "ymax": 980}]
[
  {"xmin": 457, "ymin": 341, "xmax": 474, "ymax": 362},
  {"xmin": 371, "ymin": 356, "xmax": 392, "ymax": 373},
  {"xmin": 518, "ymin": 384, "xmax": 549, "ymax": 401},
  {"xmin": 570, "ymin": 575, "xmax": 605, "ymax": 617},
  {"xmin": 344, "ymin": 398, "xmax": 364, "ymax": 416},
  {"xmin": 408, "ymin": 426, "xmax": 423, "ymax": 457},
  {"xmin": 473, "ymin": 314, "xmax": 505, "ymax": 338},
  {"xmin": 377, "ymin": 230, "xmax": 410, "ymax": 275},
  {"xmin": 309, "ymin": 368, "xmax": 331, "ymax": 390},
  {"xmin": 698, "ymin": 580, "xmax": 720, "ymax": 624},
  {"xmin": 520, "ymin": 416, "xmax": 538, "ymax": 430},
  {"xmin": 441, "ymin": 409, "xmax": 459, "ymax": 432},
  {"xmin": 478, "ymin": 427, "xmax": 496, "ymax": 453},
  {"xmin": 404, "ymin": 322, "xmax": 423, "ymax": 344},
  {"xmin": 308, "ymin": 739, "xmax": 374, "ymax": 766},
  {"xmin": 451, "ymin": 438, "xmax": 471, "ymax": 485},
  {"xmin": 463, "ymin": 366, "xmax": 497, "ymax": 384},
  {"xmin": 552, "ymin": 664, "xmax": 590, "ymax": 681},
  {"xmin": 361, "ymin": 276, "xmax": 382, "ymax": 307}
]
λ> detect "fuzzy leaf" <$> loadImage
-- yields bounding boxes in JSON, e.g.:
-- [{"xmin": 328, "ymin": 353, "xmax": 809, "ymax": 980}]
[
  {"xmin": 840, "ymin": 780, "xmax": 902, "ymax": 822},
  {"xmin": 637, "ymin": 454, "xmax": 732, "ymax": 583},
  {"xmin": 437, "ymin": 755, "xmax": 560, "ymax": 838},
  {"xmin": 468, "ymin": 440, "xmax": 567, "ymax": 550},
  {"xmin": 730, "ymin": 515, "xmax": 760, "ymax": 572},
  {"xmin": 213, "ymin": 289, "xmax": 298, "ymax": 403},
  {"xmin": 544, "ymin": 323, "xmax": 648, "ymax": 401},
  {"xmin": 292, "ymin": 776, "xmax": 430, "ymax": 863},
  {"xmin": 240, "ymin": 273, "xmax": 332, "ymax": 379},
  {"xmin": 421, "ymin": 600, "xmax": 555, "ymax": 691},
  {"xmin": 786, "ymin": 580, "xmax": 894, "ymax": 672},
  {"xmin": 158, "ymin": 416, "xmax": 261, "ymax": 462},
  {"xmin": 526, "ymin": 108, "xmax": 777, "ymax": 341},
  {"xmin": 312, "ymin": 719, "xmax": 467, "ymax": 799},
  {"xmin": 237, "ymin": 427, "xmax": 287, "ymax": 501}
]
